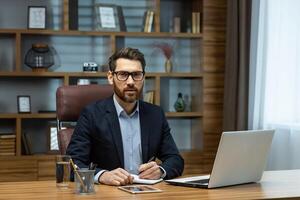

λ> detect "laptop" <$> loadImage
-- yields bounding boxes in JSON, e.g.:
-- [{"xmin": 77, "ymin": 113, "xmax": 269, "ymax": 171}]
[{"xmin": 165, "ymin": 130, "xmax": 275, "ymax": 188}]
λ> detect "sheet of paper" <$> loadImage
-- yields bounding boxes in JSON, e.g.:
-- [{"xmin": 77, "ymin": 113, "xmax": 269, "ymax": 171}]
[{"xmin": 131, "ymin": 174, "xmax": 163, "ymax": 185}]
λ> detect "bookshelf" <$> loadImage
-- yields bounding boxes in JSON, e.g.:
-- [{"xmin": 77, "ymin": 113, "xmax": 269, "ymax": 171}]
[{"xmin": 0, "ymin": 0, "xmax": 226, "ymax": 181}]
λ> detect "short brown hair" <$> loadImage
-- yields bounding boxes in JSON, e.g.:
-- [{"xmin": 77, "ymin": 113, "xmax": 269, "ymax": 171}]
[{"xmin": 108, "ymin": 47, "xmax": 146, "ymax": 72}]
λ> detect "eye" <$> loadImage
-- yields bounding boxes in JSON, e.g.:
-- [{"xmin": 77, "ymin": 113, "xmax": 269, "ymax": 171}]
[
  {"xmin": 134, "ymin": 72, "xmax": 142, "ymax": 76},
  {"xmin": 118, "ymin": 71, "xmax": 128, "ymax": 76}
]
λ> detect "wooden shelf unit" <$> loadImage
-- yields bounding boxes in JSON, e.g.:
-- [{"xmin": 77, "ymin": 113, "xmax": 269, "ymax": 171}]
[{"xmin": 0, "ymin": 0, "xmax": 226, "ymax": 181}]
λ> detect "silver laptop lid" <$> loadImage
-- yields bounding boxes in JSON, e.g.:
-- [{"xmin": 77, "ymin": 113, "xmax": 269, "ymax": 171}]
[{"xmin": 208, "ymin": 130, "xmax": 274, "ymax": 188}]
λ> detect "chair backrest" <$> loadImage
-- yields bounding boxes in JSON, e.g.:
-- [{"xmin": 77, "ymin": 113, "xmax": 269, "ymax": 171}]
[{"xmin": 56, "ymin": 84, "xmax": 113, "ymax": 154}]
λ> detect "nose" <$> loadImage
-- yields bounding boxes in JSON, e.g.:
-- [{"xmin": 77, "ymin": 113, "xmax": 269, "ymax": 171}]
[{"xmin": 126, "ymin": 74, "xmax": 135, "ymax": 85}]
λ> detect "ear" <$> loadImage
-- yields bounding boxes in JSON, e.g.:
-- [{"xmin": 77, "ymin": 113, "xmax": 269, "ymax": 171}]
[{"xmin": 107, "ymin": 71, "xmax": 114, "ymax": 85}]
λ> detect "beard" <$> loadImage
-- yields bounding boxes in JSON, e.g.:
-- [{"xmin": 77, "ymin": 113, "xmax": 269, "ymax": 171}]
[{"xmin": 113, "ymin": 80, "xmax": 143, "ymax": 103}]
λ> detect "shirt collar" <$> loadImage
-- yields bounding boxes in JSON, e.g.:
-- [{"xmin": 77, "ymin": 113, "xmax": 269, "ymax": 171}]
[{"xmin": 113, "ymin": 94, "xmax": 139, "ymax": 117}]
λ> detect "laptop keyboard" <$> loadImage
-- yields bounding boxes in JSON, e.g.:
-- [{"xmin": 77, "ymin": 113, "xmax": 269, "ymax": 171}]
[{"xmin": 187, "ymin": 178, "xmax": 210, "ymax": 184}]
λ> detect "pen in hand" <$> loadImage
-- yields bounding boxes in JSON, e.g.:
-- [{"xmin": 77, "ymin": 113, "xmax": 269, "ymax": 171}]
[
  {"xmin": 147, "ymin": 156, "xmax": 156, "ymax": 163},
  {"xmin": 138, "ymin": 156, "xmax": 156, "ymax": 175}
]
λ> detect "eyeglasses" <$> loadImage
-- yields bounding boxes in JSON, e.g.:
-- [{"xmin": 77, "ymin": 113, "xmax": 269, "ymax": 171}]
[{"xmin": 113, "ymin": 71, "xmax": 145, "ymax": 81}]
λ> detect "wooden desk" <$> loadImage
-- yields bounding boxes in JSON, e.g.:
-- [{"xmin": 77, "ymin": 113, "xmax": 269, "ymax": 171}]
[{"xmin": 0, "ymin": 170, "xmax": 300, "ymax": 200}]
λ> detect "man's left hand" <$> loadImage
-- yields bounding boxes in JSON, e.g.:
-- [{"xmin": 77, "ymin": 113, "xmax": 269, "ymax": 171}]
[{"xmin": 138, "ymin": 161, "xmax": 162, "ymax": 179}]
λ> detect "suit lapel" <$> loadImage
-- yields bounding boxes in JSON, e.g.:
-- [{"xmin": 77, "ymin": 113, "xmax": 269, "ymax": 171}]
[
  {"xmin": 139, "ymin": 101, "xmax": 149, "ymax": 163},
  {"xmin": 105, "ymin": 98, "xmax": 124, "ymax": 167}
]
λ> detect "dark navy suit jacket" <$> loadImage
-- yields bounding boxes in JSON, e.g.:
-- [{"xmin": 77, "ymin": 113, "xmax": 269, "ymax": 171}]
[{"xmin": 66, "ymin": 96, "xmax": 184, "ymax": 179}]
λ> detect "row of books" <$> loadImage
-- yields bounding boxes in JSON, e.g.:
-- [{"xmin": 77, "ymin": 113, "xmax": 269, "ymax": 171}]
[
  {"xmin": 143, "ymin": 90, "xmax": 155, "ymax": 104},
  {"xmin": 142, "ymin": 10, "xmax": 155, "ymax": 32},
  {"xmin": 192, "ymin": 12, "xmax": 201, "ymax": 33},
  {"xmin": 0, "ymin": 134, "xmax": 16, "ymax": 156}
]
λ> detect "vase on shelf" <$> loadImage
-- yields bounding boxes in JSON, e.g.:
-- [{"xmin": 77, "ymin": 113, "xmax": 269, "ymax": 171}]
[
  {"xmin": 165, "ymin": 59, "xmax": 173, "ymax": 73},
  {"xmin": 174, "ymin": 92, "xmax": 185, "ymax": 112}
]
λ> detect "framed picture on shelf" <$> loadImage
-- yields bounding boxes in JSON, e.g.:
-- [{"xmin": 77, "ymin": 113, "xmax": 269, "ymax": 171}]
[
  {"xmin": 95, "ymin": 4, "xmax": 126, "ymax": 32},
  {"xmin": 17, "ymin": 95, "xmax": 31, "ymax": 113},
  {"xmin": 27, "ymin": 6, "xmax": 46, "ymax": 29},
  {"xmin": 47, "ymin": 125, "xmax": 59, "ymax": 154}
]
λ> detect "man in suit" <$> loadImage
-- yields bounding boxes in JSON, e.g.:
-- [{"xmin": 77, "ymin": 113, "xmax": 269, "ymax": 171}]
[{"xmin": 67, "ymin": 47, "xmax": 184, "ymax": 186}]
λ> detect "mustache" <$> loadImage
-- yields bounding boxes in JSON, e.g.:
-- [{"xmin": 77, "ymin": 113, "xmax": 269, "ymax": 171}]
[{"xmin": 124, "ymin": 87, "xmax": 138, "ymax": 91}]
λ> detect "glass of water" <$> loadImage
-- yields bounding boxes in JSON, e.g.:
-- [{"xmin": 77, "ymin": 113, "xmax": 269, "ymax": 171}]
[{"xmin": 56, "ymin": 155, "xmax": 71, "ymax": 188}]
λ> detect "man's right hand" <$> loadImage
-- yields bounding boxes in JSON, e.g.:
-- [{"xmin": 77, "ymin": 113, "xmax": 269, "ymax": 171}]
[{"xmin": 99, "ymin": 168, "xmax": 133, "ymax": 186}]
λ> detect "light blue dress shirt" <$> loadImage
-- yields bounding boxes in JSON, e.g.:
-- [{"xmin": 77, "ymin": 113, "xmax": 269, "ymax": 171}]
[{"xmin": 113, "ymin": 95, "xmax": 143, "ymax": 174}]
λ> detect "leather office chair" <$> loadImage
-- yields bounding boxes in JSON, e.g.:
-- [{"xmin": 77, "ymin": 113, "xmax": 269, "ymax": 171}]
[{"xmin": 56, "ymin": 84, "xmax": 113, "ymax": 154}]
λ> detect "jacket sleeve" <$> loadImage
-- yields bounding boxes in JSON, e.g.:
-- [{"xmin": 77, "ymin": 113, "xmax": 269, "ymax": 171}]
[{"xmin": 66, "ymin": 107, "xmax": 105, "ymax": 177}]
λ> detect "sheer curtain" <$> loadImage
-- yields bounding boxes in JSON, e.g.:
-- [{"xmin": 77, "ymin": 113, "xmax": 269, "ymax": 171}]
[{"xmin": 249, "ymin": 0, "xmax": 300, "ymax": 170}]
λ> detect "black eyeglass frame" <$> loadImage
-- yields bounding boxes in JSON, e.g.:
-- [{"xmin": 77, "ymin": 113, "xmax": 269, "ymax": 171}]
[{"xmin": 112, "ymin": 71, "xmax": 145, "ymax": 81}]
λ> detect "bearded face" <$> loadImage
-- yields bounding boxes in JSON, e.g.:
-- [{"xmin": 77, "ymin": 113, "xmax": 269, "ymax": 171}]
[{"xmin": 108, "ymin": 58, "xmax": 144, "ymax": 104}]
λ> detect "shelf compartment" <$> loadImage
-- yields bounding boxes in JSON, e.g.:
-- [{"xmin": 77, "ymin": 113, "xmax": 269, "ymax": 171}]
[
  {"xmin": 143, "ymin": 77, "xmax": 157, "ymax": 104},
  {"xmin": 0, "ymin": 1, "xmax": 63, "ymax": 30},
  {"xmin": 160, "ymin": 78, "xmax": 202, "ymax": 113},
  {"xmin": 116, "ymin": 37, "xmax": 202, "ymax": 73},
  {"xmin": 160, "ymin": 0, "xmax": 202, "ymax": 34},
  {"xmin": 168, "ymin": 118, "xmax": 202, "ymax": 151},
  {"xmin": 21, "ymin": 35, "xmax": 111, "ymax": 72},
  {"xmin": 21, "ymin": 119, "xmax": 56, "ymax": 155},
  {"xmin": 0, "ymin": 77, "xmax": 63, "ymax": 113},
  {"xmin": 78, "ymin": 0, "xmax": 157, "ymax": 32},
  {"xmin": 0, "ymin": 119, "xmax": 16, "ymax": 157}
]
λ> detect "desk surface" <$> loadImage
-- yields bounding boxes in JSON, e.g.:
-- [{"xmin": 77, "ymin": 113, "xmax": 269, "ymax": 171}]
[{"xmin": 0, "ymin": 170, "xmax": 300, "ymax": 200}]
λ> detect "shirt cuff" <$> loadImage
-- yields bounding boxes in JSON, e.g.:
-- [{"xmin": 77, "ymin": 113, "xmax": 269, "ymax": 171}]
[
  {"xmin": 159, "ymin": 166, "xmax": 167, "ymax": 179},
  {"xmin": 94, "ymin": 170, "xmax": 107, "ymax": 184}
]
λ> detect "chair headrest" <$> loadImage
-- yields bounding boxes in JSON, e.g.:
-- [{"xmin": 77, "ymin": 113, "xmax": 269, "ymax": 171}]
[{"xmin": 56, "ymin": 84, "xmax": 113, "ymax": 121}]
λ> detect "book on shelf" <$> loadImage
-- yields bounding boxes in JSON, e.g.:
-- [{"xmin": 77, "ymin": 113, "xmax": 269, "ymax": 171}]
[
  {"xmin": 143, "ymin": 10, "xmax": 154, "ymax": 32},
  {"xmin": 174, "ymin": 17, "xmax": 181, "ymax": 33},
  {"xmin": 143, "ymin": 90, "xmax": 155, "ymax": 104},
  {"xmin": 22, "ymin": 132, "xmax": 32, "ymax": 155},
  {"xmin": 0, "ymin": 134, "xmax": 16, "ymax": 139},
  {"xmin": 117, "ymin": 5, "xmax": 127, "ymax": 32},
  {"xmin": 0, "ymin": 152, "xmax": 15, "ymax": 156},
  {"xmin": 0, "ymin": 134, "xmax": 16, "ymax": 155},
  {"xmin": 192, "ymin": 12, "xmax": 201, "ymax": 33},
  {"xmin": 69, "ymin": 0, "xmax": 78, "ymax": 30},
  {"xmin": 141, "ymin": 11, "xmax": 147, "ymax": 31},
  {"xmin": 0, "ymin": 146, "xmax": 15, "ymax": 151},
  {"xmin": 197, "ymin": 12, "xmax": 201, "ymax": 33},
  {"xmin": 0, "ymin": 140, "xmax": 15, "ymax": 145},
  {"xmin": 0, "ymin": 143, "xmax": 15, "ymax": 148},
  {"xmin": 0, "ymin": 148, "xmax": 15, "ymax": 152}
]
